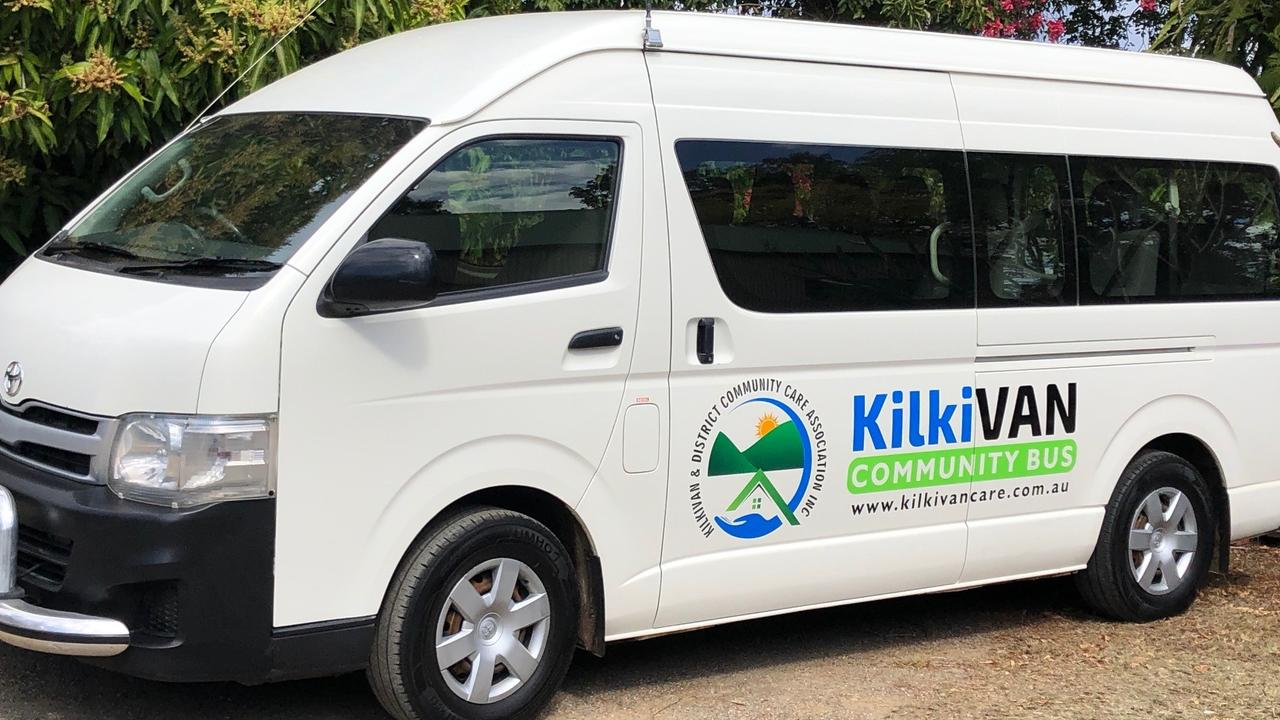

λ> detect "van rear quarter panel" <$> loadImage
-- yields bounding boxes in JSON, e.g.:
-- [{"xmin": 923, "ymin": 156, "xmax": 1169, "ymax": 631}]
[{"xmin": 959, "ymin": 72, "xmax": 1280, "ymax": 552}]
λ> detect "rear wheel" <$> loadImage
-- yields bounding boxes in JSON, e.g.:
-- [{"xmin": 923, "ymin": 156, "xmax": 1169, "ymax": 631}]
[
  {"xmin": 369, "ymin": 507, "xmax": 578, "ymax": 720},
  {"xmin": 1076, "ymin": 450, "xmax": 1217, "ymax": 621}
]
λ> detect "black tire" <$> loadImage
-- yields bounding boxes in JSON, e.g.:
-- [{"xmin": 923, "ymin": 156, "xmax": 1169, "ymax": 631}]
[
  {"xmin": 368, "ymin": 507, "xmax": 579, "ymax": 720},
  {"xmin": 1075, "ymin": 450, "xmax": 1217, "ymax": 622}
]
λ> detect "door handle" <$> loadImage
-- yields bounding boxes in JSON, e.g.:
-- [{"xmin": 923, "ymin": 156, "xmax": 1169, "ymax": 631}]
[
  {"xmin": 569, "ymin": 327, "xmax": 624, "ymax": 350},
  {"xmin": 696, "ymin": 318, "xmax": 715, "ymax": 365}
]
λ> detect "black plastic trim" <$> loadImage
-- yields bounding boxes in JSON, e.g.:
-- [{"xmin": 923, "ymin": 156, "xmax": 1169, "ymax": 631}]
[
  {"xmin": 266, "ymin": 616, "xmax": 377, "ymax": 683},
  {"xmin": 568, "ymin": 326, "xmax": 624, "ymax": 350}
]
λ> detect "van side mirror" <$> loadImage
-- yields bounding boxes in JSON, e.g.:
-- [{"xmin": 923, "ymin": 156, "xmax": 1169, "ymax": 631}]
[{"xmin": 319, "ymin": 238, "xmax": 439, "ymax": 318}]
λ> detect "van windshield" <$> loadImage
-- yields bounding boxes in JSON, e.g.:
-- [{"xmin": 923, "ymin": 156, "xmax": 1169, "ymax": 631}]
[{"xmin": 42, "ymin": 112, "xmax": 426, "ymax": 288}]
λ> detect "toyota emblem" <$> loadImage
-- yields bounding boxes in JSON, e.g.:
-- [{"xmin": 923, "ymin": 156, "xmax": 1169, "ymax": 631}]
[{"xmin": 3, "ymin": 362, "xmax": 22, "ymax": 398}]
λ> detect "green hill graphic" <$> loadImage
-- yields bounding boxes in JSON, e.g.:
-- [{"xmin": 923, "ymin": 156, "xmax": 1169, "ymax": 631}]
[
  {"xmin": 742, "ymin": 421, "xmax": 804, "ymax": 472},
  {"xmin": 709, "ymin": 433, "xmax": 756, "ymax": 476},
  {"xmin": 708, "ymin": 421, "xmax": 804, "ymax": 477}
]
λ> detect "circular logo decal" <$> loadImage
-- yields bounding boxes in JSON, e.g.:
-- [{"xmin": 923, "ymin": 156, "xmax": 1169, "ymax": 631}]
[{"xmin": 687, "ymin": 378, "xmax": 827, "ymax": 540}]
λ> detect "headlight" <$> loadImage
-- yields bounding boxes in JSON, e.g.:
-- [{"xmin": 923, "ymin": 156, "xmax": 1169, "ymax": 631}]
[{"xmin": 109, "ymin": 414, "xmax": 276, "ymax": 508}]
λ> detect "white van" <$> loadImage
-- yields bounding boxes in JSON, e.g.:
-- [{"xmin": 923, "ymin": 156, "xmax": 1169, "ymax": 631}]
[{"xmin": 2, "ymin": 10, "xmax": 1280, "ymax": 719}]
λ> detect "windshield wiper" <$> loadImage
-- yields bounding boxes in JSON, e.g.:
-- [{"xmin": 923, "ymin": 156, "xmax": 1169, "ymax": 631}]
[
  {"xmin": 44, "ymin": 240, "xmax": 146, "ymax": 261},
  {"xmin": 118, "ymin": 257, "xmax": 284, "ymax": 276}
]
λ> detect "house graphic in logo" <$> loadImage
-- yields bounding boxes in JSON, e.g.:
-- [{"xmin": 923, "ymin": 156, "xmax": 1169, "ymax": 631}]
[{"xmin": 708, "ymin": 397, "xmax": 813, "ymax": 539}]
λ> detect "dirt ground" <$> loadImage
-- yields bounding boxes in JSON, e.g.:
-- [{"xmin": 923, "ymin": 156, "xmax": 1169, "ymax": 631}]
[{"xmin": 1, "ymin": 542, "xmax": 1278, "ymax": 720}]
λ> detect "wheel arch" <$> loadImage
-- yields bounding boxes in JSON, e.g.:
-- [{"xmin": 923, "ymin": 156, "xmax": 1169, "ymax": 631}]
[
  {"xmin": 380, "ymin": 485, "xmax": 606, "ymax": 659},
  {"xmin": 1093, "ymin": 393, "xmax": 1237, "ymax": 574},
  {"xmin": 1141, "ymin": 433, "xmax": 1231, "ymax": 574},
  {"xmin": 439, "ymin": 486, "xmax": 605, "ymax": 657}
]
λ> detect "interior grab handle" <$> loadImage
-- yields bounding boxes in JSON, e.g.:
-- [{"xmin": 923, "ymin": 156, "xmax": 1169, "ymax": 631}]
[
  {"xmin": 929, "ymin": 221, "xmax": 954, "ymax": 287},
  {"xmin": 141, "ymin": 159, "xmax": 192, "ymax": 204}
]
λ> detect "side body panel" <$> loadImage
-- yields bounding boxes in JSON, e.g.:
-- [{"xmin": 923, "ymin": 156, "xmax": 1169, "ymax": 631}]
[{"xmin": 648, "ymin": 53, "xmax": 976, "ymax": 629}]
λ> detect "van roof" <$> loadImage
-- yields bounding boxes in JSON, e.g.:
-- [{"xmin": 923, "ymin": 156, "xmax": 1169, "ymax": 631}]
[{"xmin": 221, "ymin": 10, "xmax": 1264, "ymax": 124}]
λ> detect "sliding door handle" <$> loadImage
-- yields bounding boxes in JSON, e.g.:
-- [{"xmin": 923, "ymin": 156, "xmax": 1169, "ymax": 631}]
[
  {"xmin": 569, "ymin": 327, "xmax": 624, "ymax": 350},
  {"xmin": 696, "ymin": 318, "xmax": 715, "ymax": 364}
]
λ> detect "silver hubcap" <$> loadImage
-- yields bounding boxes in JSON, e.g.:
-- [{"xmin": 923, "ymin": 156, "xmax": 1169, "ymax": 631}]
[
  {"xmin": 435, "ymin": 558, "xmax": 551, "ymax": 704},
  {"xmin": 1129, "ymin": 487, "xmax": 1198, "ymax": 595}
]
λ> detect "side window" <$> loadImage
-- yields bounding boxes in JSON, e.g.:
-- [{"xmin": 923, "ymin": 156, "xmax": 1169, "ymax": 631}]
[
  {"xmin": 676, "ymin": 140, "xmax": 973, "ymax": 313},
  {"xmin": 369, "ymin": 137, "xmax": 620, "ymax": 295},
  {"xmin": 1073, "ymin": 156, "xmax": 1280, "ymax": 303},
  {"xmin": 969, "ymin": 153, "xmax": 1075, "ymax": 306}
]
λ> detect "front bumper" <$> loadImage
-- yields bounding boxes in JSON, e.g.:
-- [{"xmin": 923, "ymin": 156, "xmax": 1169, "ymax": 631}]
[
  {"xmin": 0, "ymin": 485, "xmax": 130, "ymax": 656},
  {"xmin": 0, "ymin": 452, "xmax": 276, "ymax": 682}
]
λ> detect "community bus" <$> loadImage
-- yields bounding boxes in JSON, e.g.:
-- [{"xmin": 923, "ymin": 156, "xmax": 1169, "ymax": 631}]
[{"xmin": 2, "ymin": 10, "xmax": 1280, "ymax": 720}]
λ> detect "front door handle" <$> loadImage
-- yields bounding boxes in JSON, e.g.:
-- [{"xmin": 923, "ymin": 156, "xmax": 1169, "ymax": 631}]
[{"xmin": 569, "ymin": 327, "xmax": 624, "ymax": 350}]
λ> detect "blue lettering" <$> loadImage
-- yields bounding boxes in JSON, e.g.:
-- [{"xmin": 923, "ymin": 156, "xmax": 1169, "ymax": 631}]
[
  {"xmin": 927, "ymin": 389, "xmax": 957, "ymax": 445},
  {"xmin": 908, "ymin": 390, "xmax": 926, "ymax": 447},
  {"xmin": 853, "ymin": 394, "xmax": 887, "ymax": 451}
]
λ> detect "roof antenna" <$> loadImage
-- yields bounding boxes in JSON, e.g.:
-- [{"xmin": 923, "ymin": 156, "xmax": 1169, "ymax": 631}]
[
  {"xmin": 643, "ymin": 0, "xmax": 664, "ymax": 49},
  {"xmin": 183, "ymin": 0, "xmax": 330, "ymax": 133}
]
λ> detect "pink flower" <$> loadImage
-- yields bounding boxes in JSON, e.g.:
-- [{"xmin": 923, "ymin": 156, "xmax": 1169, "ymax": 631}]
[
  {"xmin": 1139, "ymin": 0, "xmax": 1157, "ymax": 11},
  {"xmin": 1047, "ymin": 19, "xmax": 1065, "ymax": 42},
  {"xmin": 981, "ymin": 20, "xmax": 1004, "ymax": 37},
  {"xmin": 1026, "ymin": 12, "xmax": 1044, "ymax": 31},
  {"xmin": 1000, "ymin": 0, "xmax": 1014, "ymax": 11}
]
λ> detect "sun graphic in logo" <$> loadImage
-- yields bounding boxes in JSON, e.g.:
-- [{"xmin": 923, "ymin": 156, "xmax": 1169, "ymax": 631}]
[{"xmin": 755, "ymin": 412, "xmax": 781, "ymax": 438}]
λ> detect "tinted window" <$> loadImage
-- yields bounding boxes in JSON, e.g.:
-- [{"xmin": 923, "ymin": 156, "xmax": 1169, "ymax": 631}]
[
  {"xmin": 1073, "ymin": 156, "xmax": 1280, "ymax": 302},
  {"xmin": 969, "ymin": 153, "xmax": 1075, "ymax": 306},
  {"xmin": 369, "ymin": 137, "xmax": 620, "ymax": 295},
  {"xmin": 677, "ymin": 140, "xmax": 973, "ymax": 313}
]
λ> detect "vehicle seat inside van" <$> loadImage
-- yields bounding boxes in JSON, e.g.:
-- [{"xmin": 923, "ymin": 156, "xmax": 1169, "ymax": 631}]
[{"xmin": 1085, "ymin": 181, "xmax": 1159, "ymax": 300}]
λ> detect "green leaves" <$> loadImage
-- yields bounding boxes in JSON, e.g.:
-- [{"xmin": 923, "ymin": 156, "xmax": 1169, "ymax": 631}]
[
  {"xmin": 1155, "ymin": 0, "xmax": 1280, "ymax": 115},
  {"xmin": 0, "ymin": 0, "xmax": 451, "ymax": 265}
]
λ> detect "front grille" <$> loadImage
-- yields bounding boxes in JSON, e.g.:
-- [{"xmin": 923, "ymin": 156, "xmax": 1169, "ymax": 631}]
[
  {"xmin": 1, "ymin": 441, "xmax": 91, "ymax": 477},
  {"xmin": 0, "ymin": 404, "xmax": 99, "ymax": 436},
  {"xmin": 0, "ymin": 400, "xmax": 112, "ymax": 483},
  {"xmin": 16, "ymin": 524, "xmax": 73, "ymax": 593}
]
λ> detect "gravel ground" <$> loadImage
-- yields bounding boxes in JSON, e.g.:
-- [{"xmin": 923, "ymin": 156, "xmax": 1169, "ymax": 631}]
[{"xmin": 2, "ymin": 542, "xmax": 1278, "ymax": 720}]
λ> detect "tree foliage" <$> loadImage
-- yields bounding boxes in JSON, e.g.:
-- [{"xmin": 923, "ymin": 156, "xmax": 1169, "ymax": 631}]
[
  {"xmin": 1154, "ymin": 0, "xmax": 1280, "ymax": 112},
  {"xmin": 0, "ymin": 0, "xmax": 463, "ymax": 265}
]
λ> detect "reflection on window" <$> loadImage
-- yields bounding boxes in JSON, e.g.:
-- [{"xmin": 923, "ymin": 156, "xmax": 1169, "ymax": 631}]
[
  {"xmin": 677, "ymin": 140, "xmax": 972, "ymax": 313},
  {"xmin": 1074, "ymin": 157, "xmax": 1280, "ymax": 302},
  {"xmin": 369, "ymin": 138, "xmax": 619, "ymax": 294},
  {"xmin": 969, "ymin": 153, "xmax": 1073, "ymax": 306},
  {"xmin": 69, "ymin": 113, "xmax": 424, "ymax": 264}
]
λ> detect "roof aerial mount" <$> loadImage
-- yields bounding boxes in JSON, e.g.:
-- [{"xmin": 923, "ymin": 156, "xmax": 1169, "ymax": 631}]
[{"xmin": 643, "ymin": 2, "xmax": 664, "ymax": 49}]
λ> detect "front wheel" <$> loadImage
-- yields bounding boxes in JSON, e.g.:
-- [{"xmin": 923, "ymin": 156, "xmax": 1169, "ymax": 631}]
[
  {"xmin": 369, "ymin": 507, "xmax": 579, "ymax": 720},
  {"xmin": 1076, "ymin": 450, "xmax": 1217, "ymax": 622}
]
